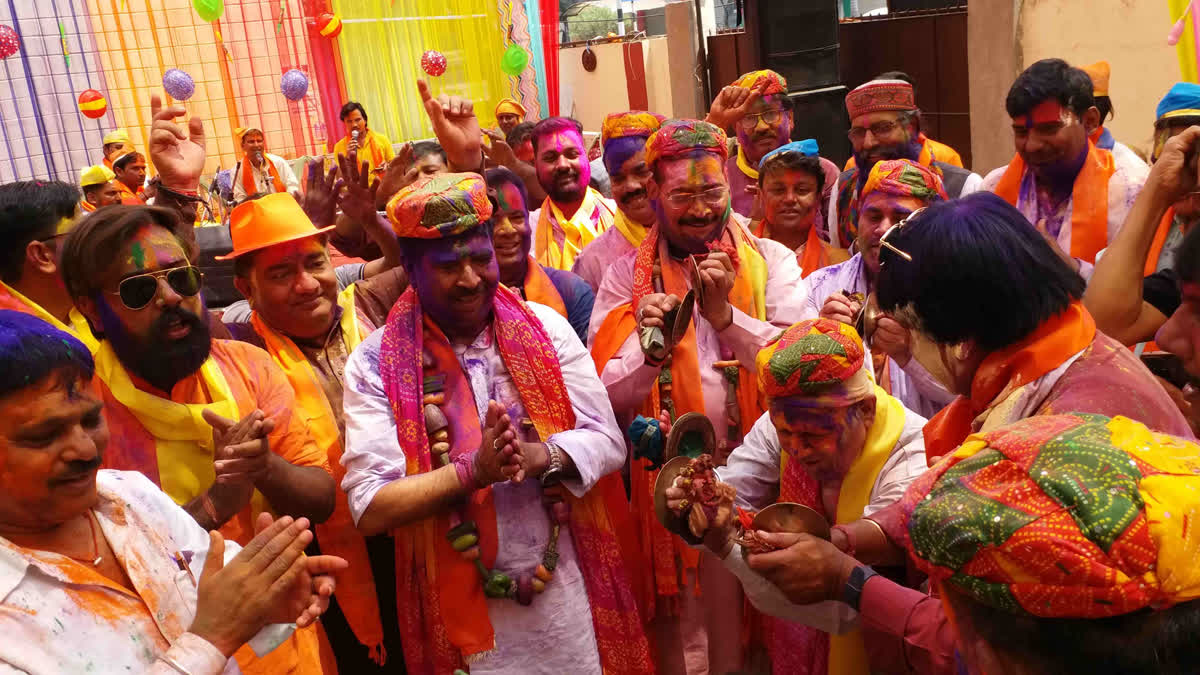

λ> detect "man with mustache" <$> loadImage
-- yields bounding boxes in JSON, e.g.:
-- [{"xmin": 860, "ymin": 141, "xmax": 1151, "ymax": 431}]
[
  {"xmin": 79, "ymin": 164, "xmax": 123, "ymax": 213},
  {"xmin": 232, "ymin": 127, "xmax": 301, "ymax": 203},
  {"xmin": 590, "ymin": 119, "xmax": 808, "ymax": 674},
  {"xmin": 571, "ymin": 111, "xmax": 665, "ymax": 294},
  {"xmin": 0, "ymin": 309, "xmax": 348, "ymax": 674},
  {"xmin": 754, "ymin": 140, "xmax": 849, "ymax": 277},
  {"xmin": 494, "ymin": 97, "xmax": 527, "ymax": 136},
  {"xmin": 983, "ymin": 59, "xmax": 1149, "ymax": 278},
  {"xmin": 832, "ymin": 78, "xmax": 981, "ymax": 249},
  {"xmin": 112, "ymin": 151, "xmax": 148, "ymax": 204},
  {"xmin": 339, "ymin": 172, "xmax": 652, "ymax": 674},
  {"xmin": 335, "ymin": 101, "xmax": 394, "ymax": 174},
  {"xmin": 808, "ymin": 159, "xmax": 955, "ymax": 419},
  {"xmin": 60, "ymin": 204, "xmax": 337, "ymax": 675},
  {"xmin": 528, "ymin": 117, "xmax": 617, "ymax": 271},
  {"xmin": 485, "ymin": 167, "xmax": 594, "ymax": 343}
]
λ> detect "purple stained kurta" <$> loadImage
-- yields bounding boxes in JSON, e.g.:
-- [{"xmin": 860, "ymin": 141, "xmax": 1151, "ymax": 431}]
[{"xmin": 572, "ymin": 225, "xmax": 637, "ymax": 296}]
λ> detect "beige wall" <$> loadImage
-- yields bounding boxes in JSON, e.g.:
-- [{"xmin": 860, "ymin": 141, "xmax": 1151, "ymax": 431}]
[
  {"xmin": 558, "ymin": 37, "xmax": 678, "ymax": 131},
  {"xmin": 969, "ymin": 0, "xmax": 1180, "ymax": 175}
]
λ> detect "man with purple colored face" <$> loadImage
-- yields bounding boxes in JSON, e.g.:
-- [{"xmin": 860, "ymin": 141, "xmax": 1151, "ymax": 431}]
[
  {"xmin": 528, "ymin": 117, "xmax": 618, "ymax": 272},
  {"xmin": 571, "ymin": 111, "xmax": 665, "ymax": 294},
  {"xmin": 982, "ymin": 58, "xmax": 1148, "ymax": 279},
  {"xmin": 590, "ymin": 119, "xmax": 807, "ymax": 674},
  {"xmin": 705, "ymin": 69, "xmax": 842, "ymax": 223}
]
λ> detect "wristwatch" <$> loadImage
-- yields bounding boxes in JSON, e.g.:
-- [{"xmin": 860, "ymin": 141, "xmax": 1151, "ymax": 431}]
[
  {"xmin": 540, "ymin": 442, "xmax": 565, "ymax": 486},
  {"xmin": 841, "ymin": 565, "xmax": 880, "ymax": 612}
]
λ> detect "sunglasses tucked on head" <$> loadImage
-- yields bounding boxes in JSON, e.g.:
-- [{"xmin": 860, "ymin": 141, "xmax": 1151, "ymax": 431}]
[{"xmin": 110, "ymin": 265, "xmax": 204, "ymax": 311}]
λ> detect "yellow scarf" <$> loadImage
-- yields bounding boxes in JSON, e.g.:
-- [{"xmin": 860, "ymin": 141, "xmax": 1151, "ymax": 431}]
[
  {"xmin": 736, "ymin": 145, "xmax": 760, "ymax": 180},
  {"xmin": 92, "ymin": 341, "xmax": 243, "ymax": 506},
  {"xmin": 612, "ymin": 207, "xmax": 650, "ymax": 249},
  {"xmin": 0, "ymin": 281, "xmax": 98, "ymax": 352},
  {"xmin": 777, "ymin": 385, "xmax": 905, "ymax": 675},
  {"xmin": 535, "ymin": 187, "xmax": 615, "ymax": 270}
]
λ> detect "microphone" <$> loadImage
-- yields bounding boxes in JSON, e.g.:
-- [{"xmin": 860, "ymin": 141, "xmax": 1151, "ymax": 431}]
[
  {"xmin": 351, "ymin": 129, "xmax": 360, "ymax": 151},
  {"xmin": 255, "ymin": 151, "xmax": 264, "ymax": 165}
]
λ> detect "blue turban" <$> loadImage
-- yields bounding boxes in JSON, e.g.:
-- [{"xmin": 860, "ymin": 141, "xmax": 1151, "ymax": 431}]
[
  {"xmin": 1156, "ymin": 82, "xmax": 1200, "ymax": 122},
  {"xmin": 758, "ymin": 139, "xmax": 820, "ymax": 170}
]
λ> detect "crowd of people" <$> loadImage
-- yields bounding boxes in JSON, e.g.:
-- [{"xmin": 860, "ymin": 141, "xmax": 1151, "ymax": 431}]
[{"xmin": 2, "ymin": 54, "xmax": 1200, "ymax": 675}]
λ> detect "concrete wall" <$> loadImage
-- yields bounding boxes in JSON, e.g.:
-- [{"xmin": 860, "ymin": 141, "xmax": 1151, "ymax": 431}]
[
  {"xmin": 968, "ymin": 0, "xmax": 1180, "ymax": 175},
  {"xmin": 558, "ymin": 34, "xmax": 691, "ymax": 131}
]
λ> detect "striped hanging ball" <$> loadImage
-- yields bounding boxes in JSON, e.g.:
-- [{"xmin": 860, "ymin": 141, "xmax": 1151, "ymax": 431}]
[
  {"xmin": 316, "ymin": 13, "xmax": 342, "ymax": 39},
  {"xmin": 78, "ymin": 89, "xmax": 108, "ymax": 119}
]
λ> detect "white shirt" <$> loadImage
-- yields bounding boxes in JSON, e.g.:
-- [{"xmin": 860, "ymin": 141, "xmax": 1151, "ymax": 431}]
[
  {"xmin": 232, "ymin": 153, "xmax": 300, "ymax": 201},
  {"xmin": 340, "ymin": 302, "xmax": 626, "ymax": 674},
  {"xmin": 0, "ymin": 471, "xmax": 290, "ymax": 675}
]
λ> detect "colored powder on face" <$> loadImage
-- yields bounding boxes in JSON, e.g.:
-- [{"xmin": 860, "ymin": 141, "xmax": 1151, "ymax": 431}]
[{"xmin": 128, "ymin": 242, "xmax": 145, "ymax": 269}]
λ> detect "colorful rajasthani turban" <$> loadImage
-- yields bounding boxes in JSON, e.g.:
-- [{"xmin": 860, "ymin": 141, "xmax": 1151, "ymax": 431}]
[
  {"xmin": 1080, "ymin": 60, "xmax": 1110, "ymax": 97},
  {"xmin": 601, "ymin": 111, "xmax": 666, "ymax": 146},
  {"xmin": 861, "ymin": 159, "xmax": 947, "ymax": 203},
  {"xmin": 845, "ymin": 79, "xmax": 917, "ymax": 120},
  {"xmin": 904, "ymin": 413, "xmax": 1200, "ymax": 619},
  {"xmin": 758, "ymin": 139, "xmax": 820, "ymax": 170},
  {"xmin": 643, "ymin": 119, "xmax": 729, "ymax": 170},
  {"xmin": 755, "ymin": 318, "xmax": 872, "ymax": 405},
  {"xmin": 732, "ymin": 69, "xmax": 788, "ymax": 96},
  {"xmin": 494, "ymin": 98, "xmax": 527, "ymax": 119},
  {"xmin": 386, "ymin": 172, "xmax": 493, "ymax": 240}
]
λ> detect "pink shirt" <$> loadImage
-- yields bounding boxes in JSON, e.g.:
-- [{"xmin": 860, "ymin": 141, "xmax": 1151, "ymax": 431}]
[{"xmin": 572, "ymin": 226, "xmax": 637, "ymax": 296}]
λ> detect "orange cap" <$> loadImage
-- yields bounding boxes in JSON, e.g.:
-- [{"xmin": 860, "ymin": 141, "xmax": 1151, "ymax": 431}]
[
  {"xmin": 216, "ymin": 193, "xmax": 334, "ymax": 260},
  {"xmin": 1081, "ymin": 60, "xmax": 1110, "ymax": 97}
]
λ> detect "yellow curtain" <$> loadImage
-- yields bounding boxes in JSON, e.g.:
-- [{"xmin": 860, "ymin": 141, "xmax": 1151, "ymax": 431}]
[{"xmin": 331, "ymin": 0, "xmax": 511, "ymax": 142}]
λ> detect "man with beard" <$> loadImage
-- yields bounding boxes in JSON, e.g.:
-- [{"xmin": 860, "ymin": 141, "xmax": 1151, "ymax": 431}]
[
  {"xmin": 59, "ymin": 204, "xmax": 337, "ymax": 675},
  {"xmin": 983, "ymin": 59, "xmax": 1149, "ymax": 278},
  {"xmin": 232, "ymin": 127, "xmax": 301, "ymax": 202},
  {"xmin": 571, "ymin": 111, "xmax": 665, "ymax": 293},
  {"xmin": 831, "ymin": 78, "xmax": 981, "ymax": 249},
  {"xmin": 1086, "ymin": 88, "xmax": 1200, "ymax": 346},
  {"xmin": 339, "ymin": 172, "xmax": 653, "ymax": 674},
  {"xmin": 486, "ymin": 167, "xmax": 594, "ymax": 342},
  {"xmin": 754, "ymin": 140, "xmax": 849, "ymax": 277},
  {"xmin": 528, "ymin": 117, "xmax": 617, "ymax": 271},
  {"xmin": 0, "ymin": 180, "xmax": 96, "ymax": 347},
  {"xmin": 79, "ymin": 165, "xmax": 122, "ymax": 213},
  {"xmin": 0, "ymin": 310, "xmax": 348, "ymax": 675},
  {"xmin": 494, "ymin": 97, "xmax": 527, "ymax": 136},
  {"xmin": 112, "ymin": 151, "xmax": 148, "ymax": 204},
  {"xmin": 590, "ymin": 119, "xmax": 807, "ymax": 674}
]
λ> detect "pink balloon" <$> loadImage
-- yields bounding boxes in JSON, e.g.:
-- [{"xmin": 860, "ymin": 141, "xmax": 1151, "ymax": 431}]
[
  {"xmin": 0, "ymin": 25, "xmax": 19, "ymax": 59},
  {"xmin": 421, "ymin": 50, "xmax": 447, "ymax": 77}
]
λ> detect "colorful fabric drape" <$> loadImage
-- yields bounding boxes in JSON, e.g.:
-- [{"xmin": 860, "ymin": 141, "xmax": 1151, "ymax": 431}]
[
  {"xmin": 534, "ymin": 187, "xmax": 616, "ymax": 270},
  {"xmin": 387, "ymin": 172, "xmax": 492, "ymax": 239},
  {"xmin": 520, "ymin": 256, "xmax": 568, "ymax": 318},
  {"xmin": 992, "ymin": 143, "xmax": 1116, "ymax": 264},
  {"xmin": 590, "ymin": 219, "xmax": 767, "ymax": 612},
  {"xmin": 835, "ymin": 157, "xmax": 947, "ymax": 249},
  {"xmin": 249, "ymin": 286, "xmax": 386, "ymax": 664},
  {"xmin": 379, "ymin": 284, "xmax": 652, "ymax": 674},
  {"xmin": 922, "ymin": 302, "xmax": 1097, "ymax": 464},
  {"xmin": 905, "ymin": 413, "xmax": 1200, "ymax": 619},
  {"xmin": 0, "ymin": 281, "xmax": 98, "ymax": 352},
  {"xmin": 755, "ymin": 317, "xmax": 865, "ymax": 400},
  {"xmin": 538, "ymin": 0, "xmax": 560, "ymax": 116}
]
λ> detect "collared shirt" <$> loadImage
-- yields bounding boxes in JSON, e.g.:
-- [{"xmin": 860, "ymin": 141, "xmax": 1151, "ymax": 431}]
[
  {"xmin": 340, "ymin": 302, "xmax": 625, "ymax": 674},
  {"xmin": 232, "ymin": 153, "xmax": 301, "ymax": 202},
  {"xmin": 0, "ymin": 470, "xmax": 290, "ymax": 675},
  {"xmin": 572, "ymin": 225, "xmax": 636, "ymax": 295}
]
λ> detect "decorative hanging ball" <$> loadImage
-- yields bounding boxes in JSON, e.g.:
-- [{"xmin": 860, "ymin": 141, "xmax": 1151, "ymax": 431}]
[
  {"xmin": 500, "ymin": 44, "xmax": 530, "ymax": 77},
  {"xmin": 162, "ymin": 68, "xmax": 195, "ymax": 100},
  {"xmin": 78, "ymin": 89, "xmax": 108, "ymax": 119},
  {"xmin": 281, "ymin": 68, "xmax": 309, "ymax": 101},
  {"xmin": 192, "ymin": 0, "xmax": 225, "ymax": 23},
  {"xmin": 316, "ymin": 13, "xmax": 342, "ymax": 39},
  {"xmin": 421, "ymin": 50, "xmax": 447, "ymax": 77},
  {"xmin": 0, "ymin": 25, "xmax": 20, "ymax": 59}
]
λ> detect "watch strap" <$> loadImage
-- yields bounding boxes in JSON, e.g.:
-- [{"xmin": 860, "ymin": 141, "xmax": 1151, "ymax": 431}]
[{"xmin": 841, "ymin": 565, "xmax": 879, "ymax": 611}]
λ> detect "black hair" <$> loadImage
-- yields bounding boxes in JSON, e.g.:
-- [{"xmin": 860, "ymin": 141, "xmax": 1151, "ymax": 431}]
[
  {"xmin": 484, "ymin": 166, "xmax": 531, "ymax": 216},
  {"xmin": 81, "ymin": 183, "xmax": 108, "ymax": 198},
  {"xmin": 1006, "ymin": 58, "xmax": 1095, "ymax": 119},
  {"xmin": 0, "ymin": 309, "xmax": 95, "ymax": 401},
  {"xmin": 1095, "ymin": 95, "xmax": 1114, "ymax": 123},
  {"xmin": 412, "ymin": 141, "xmax": 447, "ymax": 163},
  {"xmin": 340, "ymin": 101, "xmax": 367, "ymax": 123},
  {"xmin": 757, "ymin": 151, "xmax": 826, "ymax": 195},
  {"xmin": 0, "ymin": 180, "xmax": 81, "ymax": 284},
  {"xmin": 876, "ymin": 192, "xmax": 1085, "ymax": 351},
  {"xmin": 530, "ymin": 117, "xmax": 584, "ymax": 153},
  {"xmin": 875, "ymin": 70, "xmax": 915, "ymax": 88},
  {"xmin": 112, "ymin": 152, "xmax": 144, "ymax": 172},
  {"xmin": 1174, "ymin": 223, "xmax": 1200, "ymax": 285},
  {"xmin": 60, "ymin": 205, "xmax": 193, "ymax": 302},
  {"xmin": 506, "ymin": 121, "xmax": 536, "ymax": 148}
]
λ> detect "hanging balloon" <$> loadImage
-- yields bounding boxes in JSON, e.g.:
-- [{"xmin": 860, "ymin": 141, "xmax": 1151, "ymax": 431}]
[
  {"xmin": 78, "ymin": 89, "xmax": 108, "ymax": 119},
  {"xmin": 421, "ymin": 50, "xmax": 447, "ymax": 77},
  {"xmin": 316, "ymin": 13, "xmax": 342, "ymax": 39},
  {"xmin": 281, "ymin": 68, "xmax": 309, "ymax": 101},
  {"xmin": 192, "ymin": 0, "xmax": 225, "ymax": 23},
  {"xmin": 162, "ymin": 68, "xmax": 195, "ymax": 100},
  {"xmin": 0, "ymin": 25, "xmax": 20, "ymax": 60},
  {"xmin": 500, "ymin": 44, "xmax": 530, "ymax": 77}
]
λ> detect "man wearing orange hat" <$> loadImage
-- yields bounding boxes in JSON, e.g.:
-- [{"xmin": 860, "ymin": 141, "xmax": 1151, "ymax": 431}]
[
  {"xmin": 1080, "ymin": 60, "xmax": 1148, "ymax": 177},
  {"xmin": 982, "ymin": 58, "xmax": 1148, "ymax": 278},
  {"xmin": 218, "ymin": 160, "xmax": 407, "ymax": 671},
  {"xmin": 339, "ymin": 171, "xmax": 653, "ymax": 674},
  {"xmin": 494, "ymin": 97, "xmax": 527, "ymax": 136},
  {"xmin": 831, "ymin": 77, "xmax": 981, "ymax": 249},
  {"xmin": 233, "ymin": 127, "xmax": 300, "ymax": 202},
  {"xmin": 59, "ymin": 203, "xmax": 337, "ymax": 675},
  {"xmin": 112, "ymin": 151, "xmax": 148, "ymax": 204},
  {"xmin": 79, "ymin": 164, "xmax": 122, "ymax": 213}
]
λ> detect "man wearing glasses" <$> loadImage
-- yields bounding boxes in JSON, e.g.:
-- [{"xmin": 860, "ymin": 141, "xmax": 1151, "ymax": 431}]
[
  {"xmin": 983, "ymin": 58, "xmax": 1148, "ymax": 279},
  {"xmin": 590, "ymin": 119, "xmax": 807, "ymax": 674},
  {"xmin": 831, "ymin": 78, "xmax": 981, "ymax": 249},
  {"xmin": 58, "ymin": 204, "xmax": 336, "ymax": 675}
]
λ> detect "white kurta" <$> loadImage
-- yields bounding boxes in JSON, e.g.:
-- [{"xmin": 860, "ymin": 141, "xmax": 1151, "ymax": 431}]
[{"xmin": 231, "ymin": 153, "xmax": 301, "ymax": 201}]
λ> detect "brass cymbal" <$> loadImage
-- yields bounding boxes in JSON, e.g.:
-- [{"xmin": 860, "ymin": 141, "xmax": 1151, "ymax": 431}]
[{"xmin": 751, "ymin": 502, "xmax": 831, "ymax": 541}]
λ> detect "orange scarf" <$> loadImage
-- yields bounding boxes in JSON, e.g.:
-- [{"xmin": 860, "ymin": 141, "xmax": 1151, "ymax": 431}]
[
  {"xmin": 1146, "ymin": 207, "xmax": 1177, "ymax": 277},
  {"xmin": 992, "ymin": 143, "xmax": 1115, "ymax": 264},
  {"xmin": 797, "ymin": 223, "xmax": 828, "ymax": 278},
  {"xmin": 521, "ymin": 256, "xmax": 568, "ymax": 318},
  {"xmin": 590, "ymin": 220, "xmax": 767, "ymax": 613},
  {"xmin": 240, "ymin": 153, "xmax": 285, "ymax": 197},
  {"xmin": 381, "ymin": 286, "xmax": 652, "ymax": 674},
  {"xmin": 922, "ymin": 302, "xmax": 1096, "ymax": 464},
  {"xmin": 80, "ymin": 200, "xmax": 96, "ymax": 213}
]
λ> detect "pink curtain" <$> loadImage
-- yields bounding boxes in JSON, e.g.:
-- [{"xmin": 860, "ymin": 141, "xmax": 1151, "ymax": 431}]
[{"xmin": 539, "ymin": 0, "xmax": 559, "ymax": 116}]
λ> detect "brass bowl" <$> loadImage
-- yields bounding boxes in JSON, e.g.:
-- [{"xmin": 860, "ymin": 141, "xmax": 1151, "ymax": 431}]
[
  {"xmin": 751, "ymin": 502, "xmax": 830, "ymax": 541},
  {"xmin": 664, "ymin": 411, "xmax": 715, "ymax": 461},
  {"xmin": 652, "ymin": 455, "xmax": 704, "ymax": 545}
]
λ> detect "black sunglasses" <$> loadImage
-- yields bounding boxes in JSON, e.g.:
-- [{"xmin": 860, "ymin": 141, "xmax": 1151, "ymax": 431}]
[{"xmin": 108, "ymin": 265, "xmax": 204, "ymax": 310}]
